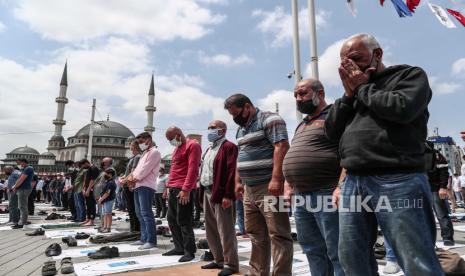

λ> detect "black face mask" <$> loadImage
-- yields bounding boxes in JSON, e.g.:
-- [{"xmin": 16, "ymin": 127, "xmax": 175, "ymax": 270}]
[
  {"xmin": 233, "ymin": 108, "xmax": 249, "ymax": 127},
  {"xmin": 297, "ymin": 99, "xmax": 318, "ymax": 115}
]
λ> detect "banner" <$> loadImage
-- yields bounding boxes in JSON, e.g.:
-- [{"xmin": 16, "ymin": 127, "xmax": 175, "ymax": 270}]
[{"xmin": 428, "ymin": 3, "xmax": 457, "ymax": 28}]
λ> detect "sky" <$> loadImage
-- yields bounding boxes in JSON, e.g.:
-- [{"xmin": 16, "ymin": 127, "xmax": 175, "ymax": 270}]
[{"xmin": 0, "ymin": 0, "xmax": 464, "ymax": 160}]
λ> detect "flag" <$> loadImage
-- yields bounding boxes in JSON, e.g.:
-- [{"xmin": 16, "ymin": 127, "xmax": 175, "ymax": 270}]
[
  {"xmin": 390, "ymin": 0, "xmax": 413, "ymax": 17},
  {"xmin": 380, "ymin": 0, "xmax": 385, "ymax": 6},
  {"xmin": 428, "ymin": 3, "xmax": 457, "ymax": 28},
  {"xmin": 407, "ymin": 0, "xmax": 421, "ymax": 12},
  {"xmin": 447, "ymin": 8, "xmax": 465, "ymax": 27},
  {"xmin": 347, "ymin": 0, "xmax": 357, "ymax": 17}
]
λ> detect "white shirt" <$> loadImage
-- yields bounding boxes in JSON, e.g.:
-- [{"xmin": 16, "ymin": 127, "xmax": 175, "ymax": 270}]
[
  {"xmin": 36, "ymin": 180, "xmax": 44, "ymax": 190},
  {"xmin": 200, "ymin": 137, "xmax": 225, "ymax": 187},
  {"xmin": 453, "ymin": 176, "xmax": 462, "ymax": 192}
]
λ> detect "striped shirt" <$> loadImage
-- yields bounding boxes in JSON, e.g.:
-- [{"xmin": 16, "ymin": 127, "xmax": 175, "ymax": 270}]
[{"xmin": 236, "ymin": 108, "xmax": 288, "ymax": 186}]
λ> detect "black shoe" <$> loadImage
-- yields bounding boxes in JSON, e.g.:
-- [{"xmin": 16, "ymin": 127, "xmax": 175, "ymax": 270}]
[
  {"xmin": 179, "ymin": 254, "xmax": 195, "ymax": 262},
  {"xmin": 11, "ymin": 224, "xmax": 24, "ymax": 229},
  {"xmin": 291, "ymin": 232, "xmax": 298, "ymax": 242},
  {"xmin": 66, "ymin": 237, "xmax": 77, "ymax": 247},
  {"xmin": 162, "ymin": 249, "xmax": 184, "ymax": 256},
  {"xmin": 60, "ymin": 257, "xmax": 74, "ymax": 274},
  {"xmin": 45, "ymin": 243, "xmax": 62, "ymax": 257},
  {"xmin": 26, "ymin": 228, "xmax": 45, "ymax": 236},
  {"xmin": 156, "ymin": 219, "xmax": 162, "ymax": 225},
  {"xmin": 42, "ymin": 260, "xmax": 57, "ymax": 276},
  {"xmin": 197, "ymin": 239, "xmax": 210, "ymax": 249},
  {"xmin": 75, "ymin": 232, "xmax": 90, "ymax": 239},
  {"xmin": 45, "ymin": 213, "xmax": 59, "ymax": 220},
  {"xmin": 444, "ymin": 239, "xmax": 455, "ymax": 246},
  {"xmin": 201, "ymin": 251, "xmax": 214, "ymax": 262},
  {"xmin": 218, "ymin": 268, "xmax": 236, "ymax": 276},
  {"xmin": 201, "ymin": 262, "xmax": 223, "ymax": 269},
  {"xmin": 38, "ymin": 210, "xmax": 48, "ymax": 216},
  {"xmin": 88, "ymin": 246, "xmax": 119, "ymax": 259}
]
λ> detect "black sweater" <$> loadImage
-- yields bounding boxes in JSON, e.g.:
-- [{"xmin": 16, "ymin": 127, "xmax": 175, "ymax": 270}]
[{"xmin": 325, "ymin": 65, "xmax": 432, "ymax": 174}]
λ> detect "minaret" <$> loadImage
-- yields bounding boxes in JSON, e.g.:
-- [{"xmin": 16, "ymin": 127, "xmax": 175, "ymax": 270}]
[
  {"xmin": 47, "ymin": 62, "xmax": 68, "ymax": 156},
  {"xmin": 144, "ymin": 73, "xmax": 156, "ymax": 134}
]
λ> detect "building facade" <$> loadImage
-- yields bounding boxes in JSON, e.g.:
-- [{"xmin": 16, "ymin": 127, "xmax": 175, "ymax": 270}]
[{"xmin": 428, "ymin": 135, "xmax": 463, "ymax": 174}]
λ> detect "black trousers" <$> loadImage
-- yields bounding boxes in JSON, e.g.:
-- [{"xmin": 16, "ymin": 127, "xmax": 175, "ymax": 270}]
[
  {"xmin": 61, "ymin": 191, "xmax": 68, "ymax": 209},
  {"xmin": 28, "ymin": 189, "xmax": 36, "ymax": 215},
  {"xmin": 36, "ymin": 190, "xmax": 42, "ymax": 202},
  {"xmin": 85, "ymin": 191, "xmax": 96, "ymax": 220},
  {"xmin": 167, "ymin": 188, "xmax": 196, "ymax": 255},
  {"xmin": 154, "ymin": 193, "xmax": 167, "ymax": 218},
  {"xmin": 68, "ymin": 192, "xmax": 76, "ymax": 219},
  {"xmin": 191, "ymin": 188, "xmax": 202, "ymax": 222},
  {"xmin": 123, "ymin": 187, "xmax": 140, "ymax": 232}
]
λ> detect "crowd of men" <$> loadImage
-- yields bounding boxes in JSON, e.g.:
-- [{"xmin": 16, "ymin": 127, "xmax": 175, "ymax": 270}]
[{"xmin": 1, "ymin": 33, "xmax": 460, "ymax": 276}]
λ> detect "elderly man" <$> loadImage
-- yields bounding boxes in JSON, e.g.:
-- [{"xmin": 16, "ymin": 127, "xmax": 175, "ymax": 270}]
[
  {"xmin": 283, "ymin": 79, "xmax": 344, "ymax": 276},
  {"xmin": 11, "ymin": 159, "xmax": 35, "ymax": 229},
  {"xmin": 163, "ymin": 126, "xmax": 201, "ymax": 262},
  {"xmin": 225, "ymin": 94, "xmax": 293, "ymax": 276},
  {"xmin": 325, "ymin": 33, "xmax": 442, "ymax": 275},
  {"xmin": 199, "ymin": 120, "xmax": 239, "ymax": 276},
  {"xmin": 3, "ymin": 166, "xmax": 21, "ymax": 225}
]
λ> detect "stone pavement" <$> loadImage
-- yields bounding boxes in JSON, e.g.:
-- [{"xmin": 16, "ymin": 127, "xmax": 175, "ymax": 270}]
[{"xmin": 1, "ymin": 201, "xmax": 465, "ymax": 276}]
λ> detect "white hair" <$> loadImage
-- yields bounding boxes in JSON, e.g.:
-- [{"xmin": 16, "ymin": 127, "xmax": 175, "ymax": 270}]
[{"xmin": 346, "ymin": 33, "xmax": 381, "ymax": 51}]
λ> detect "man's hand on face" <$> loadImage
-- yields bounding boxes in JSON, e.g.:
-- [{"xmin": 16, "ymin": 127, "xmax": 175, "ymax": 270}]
[{"xmin": 340, "ymin": 58, "xmax": 376, "ymax": 94}]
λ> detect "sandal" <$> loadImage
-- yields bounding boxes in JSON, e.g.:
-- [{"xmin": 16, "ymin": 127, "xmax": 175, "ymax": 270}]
[
  {"xmin": 60, "ymin": 257, "xmax": 74, "ymax": 274},
  {"xmin": 41, "ymin": 260, "xmax": 57, "ymax": 276}
]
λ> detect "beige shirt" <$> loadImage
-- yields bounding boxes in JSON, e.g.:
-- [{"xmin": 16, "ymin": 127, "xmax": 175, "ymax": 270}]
[{"xmin": 200, "ymin": 137, "xmax": 225, "ymax": 187}]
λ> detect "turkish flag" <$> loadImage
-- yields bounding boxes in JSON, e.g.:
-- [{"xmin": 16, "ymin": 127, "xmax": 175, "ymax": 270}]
[
  {"xmin": 407, "ymin": 0, "xmax": 420, "ymax": 12},
  {"xmin": 447, "ymin": 8, "xmax": 465, "ymax": 27},
  {"xmin": 380, "ymin": 0, "xmax": 385, "ymax": 6}
]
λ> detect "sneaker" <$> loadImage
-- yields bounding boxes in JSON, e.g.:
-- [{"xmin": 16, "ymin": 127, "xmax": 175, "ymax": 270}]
[
  {"xmin": 131, "ymin": 241, "xmax": 144, "ymax": 246},
  {"xmin": 179, "ymin": 254, "xmax": 195, "ymax": 262},
  {"xmin": 138, "ymin": 243, "xmax": 157, "ymax": 250},
  {"xmin": 444, "ymin": 239, "xmax": 455, "ymax": 246},
  {"xmin": 383, "ymin": 261, "xmax": 401, "ymax": 274}
]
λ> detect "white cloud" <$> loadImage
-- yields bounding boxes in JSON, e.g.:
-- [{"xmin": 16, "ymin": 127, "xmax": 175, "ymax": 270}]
[
  {"xmin": 13, "ymin": 0, "xmax": 225, "ymax": 43},
  {"xmin": 252, "ymin": 6, "xmax": 330, "ymax": 48},
  {"xmin": 257, "ymin": 89, "xmax": 297, "ymax": 122},
  {"xmin": 306, "ymin": 39, "xmax": 344, "ymax": 88},
  {"xmin": 199, "ymin": 52, "xmax": 254, "ymax": 66},
  {"xmin": 0, "ymin": 21, "xmax": 6, "ymax": 32},
  {"xmin": 430, "ymin": 77, "xmax": 462, "ymax": 95},
  {"xmin": 452, "ymin": 58, "xmax": 465, "ymax": 76}
]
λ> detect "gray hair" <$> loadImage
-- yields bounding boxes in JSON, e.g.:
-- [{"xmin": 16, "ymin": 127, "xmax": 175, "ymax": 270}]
[{"xmin": 346, "ymin": 33, "xmax": 381, "ymax": 51}]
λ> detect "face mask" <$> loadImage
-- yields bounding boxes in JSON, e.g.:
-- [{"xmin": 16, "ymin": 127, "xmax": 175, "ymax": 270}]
[
  {"xmin": 359, "ymin": 50, "xmax": 377, "ymax": 73},
  {"xmin": 207, "ymin": 129, "xmax": 222, "ymax": 143},
  {"xmin": 233, "ymin": 108, "xmax": 249, "ymax": 127},
  {"xmin": 139, "ymin": 143, "xmax": 148, "ymax": 151},
  {"xmin": 169, "ymin": 136, "xmax": 182, "ymax": 147},
  {"xmin": 297, "ymin": 92, "xmax": 320, "ymax": 115}
]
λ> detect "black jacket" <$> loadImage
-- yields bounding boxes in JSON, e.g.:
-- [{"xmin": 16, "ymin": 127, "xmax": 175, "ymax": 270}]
[
  {"xmin": 425, "ymin": 142, "xmax": 449, "ymax": 191},
  {"xmin": 325, "ymin": 65, "xmax": 432, "ymax": 174}
]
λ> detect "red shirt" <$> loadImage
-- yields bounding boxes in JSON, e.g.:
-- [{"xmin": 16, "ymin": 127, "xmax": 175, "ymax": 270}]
[{"xmin": 167, "ymin": 139, "xmax": 202, "ymax": 191}]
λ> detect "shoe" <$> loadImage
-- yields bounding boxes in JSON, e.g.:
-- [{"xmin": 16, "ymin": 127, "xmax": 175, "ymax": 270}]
[
  {"xmin": 131, "ymin": 241, "xmax": 145, "ymax": 246},
  {"xmin": 45, "ymin": 213, "xmax": 60, "ymax": 220},
  {"xmin": 197, "ymin": 239, "xmax": 210, "ymax": 249},
  {"xmin": 42, "ymin": 260, "xmax": 57, "ymax": 276},
  {"xmin": 64, "ymin": 237, "xmax": 77, "ymax": 247},
  {"xmin": 156, "ymin": 219, "xmax": 162, "ymax": 225},
  {"xmin": 444, "ymin": 239, "xmax": 455, "ymax": 246},
  {"xmin": 383, "ymin": 261, "xmax": 401, "ymax": 274},
  {"xmin": 11, "ymin": 224, "xmax": 24, "ymax": 229},
  {"xmin": 218, "ymin": 268, "xmax": 237, "ymax": 276},
  {"xmin": 201, "ymin": 250, "xmax": 214, "ymax": 262},
  {"xmin": 88, "ymin": 246, "xmax": 119, "ymax": 259},
  {"xmin": 75, "ymin": 232, "xmax": 90, "ymax": 239},
  {"xmin": 179, "ymin": 254, "xmax": 195, "ymax": 262},
  {"xmin": 60, "ymin": 257, "xmax": 74, "ymax": 274},
  {"xmin": 26, "ymin": 228, "xmax": 45, "ymax": 236},
  {"xmin": 138, "ymin": 243, "xmax": 157, "ymax": 250},
  {"xmin": 291, "ymin": 232, "xmax": 298, "ymax": 242},
  {"xmin": 45, "ymin": 243, "xmax": 62, "ymax": 257},
  {"xmin": 162, "ymin": 249, "xmax": 184, "ymax": 256},
  {"xmin": 201, "ymin": 262, "xmax": 223, "ymax": 269}
]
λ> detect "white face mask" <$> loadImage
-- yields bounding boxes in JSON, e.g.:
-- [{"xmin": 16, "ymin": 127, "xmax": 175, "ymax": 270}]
[
  {"xmin": 139, "ymin": 143, "xmax": 148, "ymax": 151},
  {"xmin": 169, "ymin": 137, "xmax": 182, "ymax": 147}
]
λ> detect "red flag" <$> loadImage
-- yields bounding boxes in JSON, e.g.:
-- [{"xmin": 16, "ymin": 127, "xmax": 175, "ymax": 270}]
[
  {"xmin": 447, "ymin": 8, "xmax": 465, "ymax": 27},
  {"xmin": 380, "ymin": 0, "xmax": 385, "ymax": 6},
  {"xmin": 407, "ymin": 0, "xmax": 420, "ymax": 12}
]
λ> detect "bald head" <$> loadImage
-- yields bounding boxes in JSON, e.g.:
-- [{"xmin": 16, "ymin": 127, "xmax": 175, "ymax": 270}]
[
  {"xmin": 165, "ymin": 126, "xmax": 186, "ymax": 145},
  {"xmin": 102, "ymin": 157, "xmax": 113, "ymax": 169},
  {"xmin": 340, "ymin": 33, "xmax": 384, "ymax": 73}
]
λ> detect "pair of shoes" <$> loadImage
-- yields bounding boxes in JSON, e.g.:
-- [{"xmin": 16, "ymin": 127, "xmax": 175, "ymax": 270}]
[
  {"xmin": 162, "ymin": 249, "xmax": 184, "ymax": 256},
  {"xmin": 26, "ymin": 228, "xmax": 45, "ymax": 236},
  {"xmin": 218, "ymin": 268, "xmax": 237, "ymax": 276},
  {"xmin": 138, "ymin": 243, "xmax": 157, "ymax": 250},
  {"xmin": 60, "ymin": 257, "xmax": 74, "ymax": 274},
  {"xmin": 444, "ymin": 239, "xmax": 455, "ymax": 246},
  {"xmin": 197, "ymin": 239, "xmax": 209, "ymax": 249},
  {"xmin": 11, "ymin": 224, "xmax": 23, "ymax": 229},
  {"xmin": 383, "ymin": 261, "xmax": 401, "ymax": 274},
  {"xmin": 75, "ymin": 232, "xmax": 90, "ymax": 239},
  {"xmin": 179, "ymin": 254, "xmax": 195, "ymax": 262},
  {"xmin": 201, "ymin": 250, "xmax": 214, "ymax": 262},
  {"xmin": 45, "ymin": 243, "xmax": 62, "ymax": 257},
  {"xmin": 88, "ymin": 246, "xmax": 119, "ymax": 259},
  {"xmin": 62, "ymin": 236, "xmax": 77, "ymax": 247},
  {"xmin": 201, "ymin": 262, "xmax": 223, "ymax": 269},
  {"xmin": 42, "ymin": 260, "xmax": 57, "ymax": 276}
]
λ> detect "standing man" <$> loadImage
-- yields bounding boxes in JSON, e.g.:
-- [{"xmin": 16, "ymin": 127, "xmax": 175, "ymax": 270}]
[
  {"xmin": 3, "ymin": 166, "xmax": 20, "ymax": 225},
  {"xmin": 199, "ymin": 120, "xmax": 239, "ymax": 276},
  {"xmin": 11, "ymin": 159, "xmax": 34, "ymax": 229},
  {"xmin": 155, "ymin": 167, "xmax": 168, "ymax": 218},
  {"xmin": 65, "ymin": 160, "xmax": 78, "ymax": 221},
  {"xmin": 128, "ymin": 132, "xmax": 161, "ymax": 249},
  {"xmin": 36, "ymin": 177, "xmax": 44, "ymax": 202},
  {"xmin": 283, "ymin": 79, "xmax": 344, "ymax": 276},
  {"xmin": 73, "ymin": 161, "xmax": 87, "ymax": 222},
  {"xmin": 163, "ymin": 126, "xmax": 201, "ymax": 262},
  {"xmin": 326, "ymin": 33, "xmax": 442, "ymax": 275},
  {"xmin": 81, "ymin": 159, "xmax": 100, "ymax": 226},
  {"xmin": 224, "ymin": 94, "xmax": 293, "ymax": 276}
]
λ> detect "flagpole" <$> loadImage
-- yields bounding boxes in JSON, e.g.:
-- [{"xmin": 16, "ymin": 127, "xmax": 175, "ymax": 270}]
[
  {"xmin": 291, "ymin": 0, "xmax": 302, "ymax": 123},
  {"xmin": 307, "ymin": 0, "xmax": 319, "ymax": 80}
]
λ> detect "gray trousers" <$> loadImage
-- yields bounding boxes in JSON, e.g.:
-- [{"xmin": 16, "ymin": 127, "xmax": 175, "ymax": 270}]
[
  {"xmin": 203, "ymin": 190, "xmax": 239, "ymax": 272},
  {"xmin": 8, "ymin": 191, "xmax": 20, "ymax": 223},
  {"xmin": 16, "ymin": 189, "xmax": 31, "ymax": 225}
]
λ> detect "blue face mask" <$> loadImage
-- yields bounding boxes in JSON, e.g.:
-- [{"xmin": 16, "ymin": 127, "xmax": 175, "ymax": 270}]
[{"xmin": 207, "ymin": 129, "xmax": 222, "ymax": 143}]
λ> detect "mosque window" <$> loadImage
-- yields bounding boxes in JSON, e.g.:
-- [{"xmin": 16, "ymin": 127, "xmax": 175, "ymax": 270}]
[
  {"xmin": 105, "ymin": 138, "xmax": 110, "ymax": 143},
  {"xmin": 97, "ymin": 138, "xmax": 102, "ymax": 143}
]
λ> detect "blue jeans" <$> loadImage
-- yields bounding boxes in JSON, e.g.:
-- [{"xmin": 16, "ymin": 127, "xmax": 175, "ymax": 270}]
[
  {"xmin": 384, "ymin": 238, "xmax": 397, "ymax": 262},
  {"xmin": 74, "ymin": 193, "xmax": 86, "ymax": 222},
  {"xmin": 338, "ymin": 173, "xmax": 443, "ymax": 276},
  {"xmin": 236, "ymin": 199, "xmax": 245, "ymax": 234},
  {"xmin": 134, "ymin": 186, "xmax": 156, "ymax": 245},
  {"xmin": 295, "ymin": 188, "xmax": 345, "ymax": 276}
]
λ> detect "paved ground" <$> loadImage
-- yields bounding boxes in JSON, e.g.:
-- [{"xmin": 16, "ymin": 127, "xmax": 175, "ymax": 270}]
[{"xmin": 1, "ymin": 201, "xmax": 465, "ymax": 276}]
